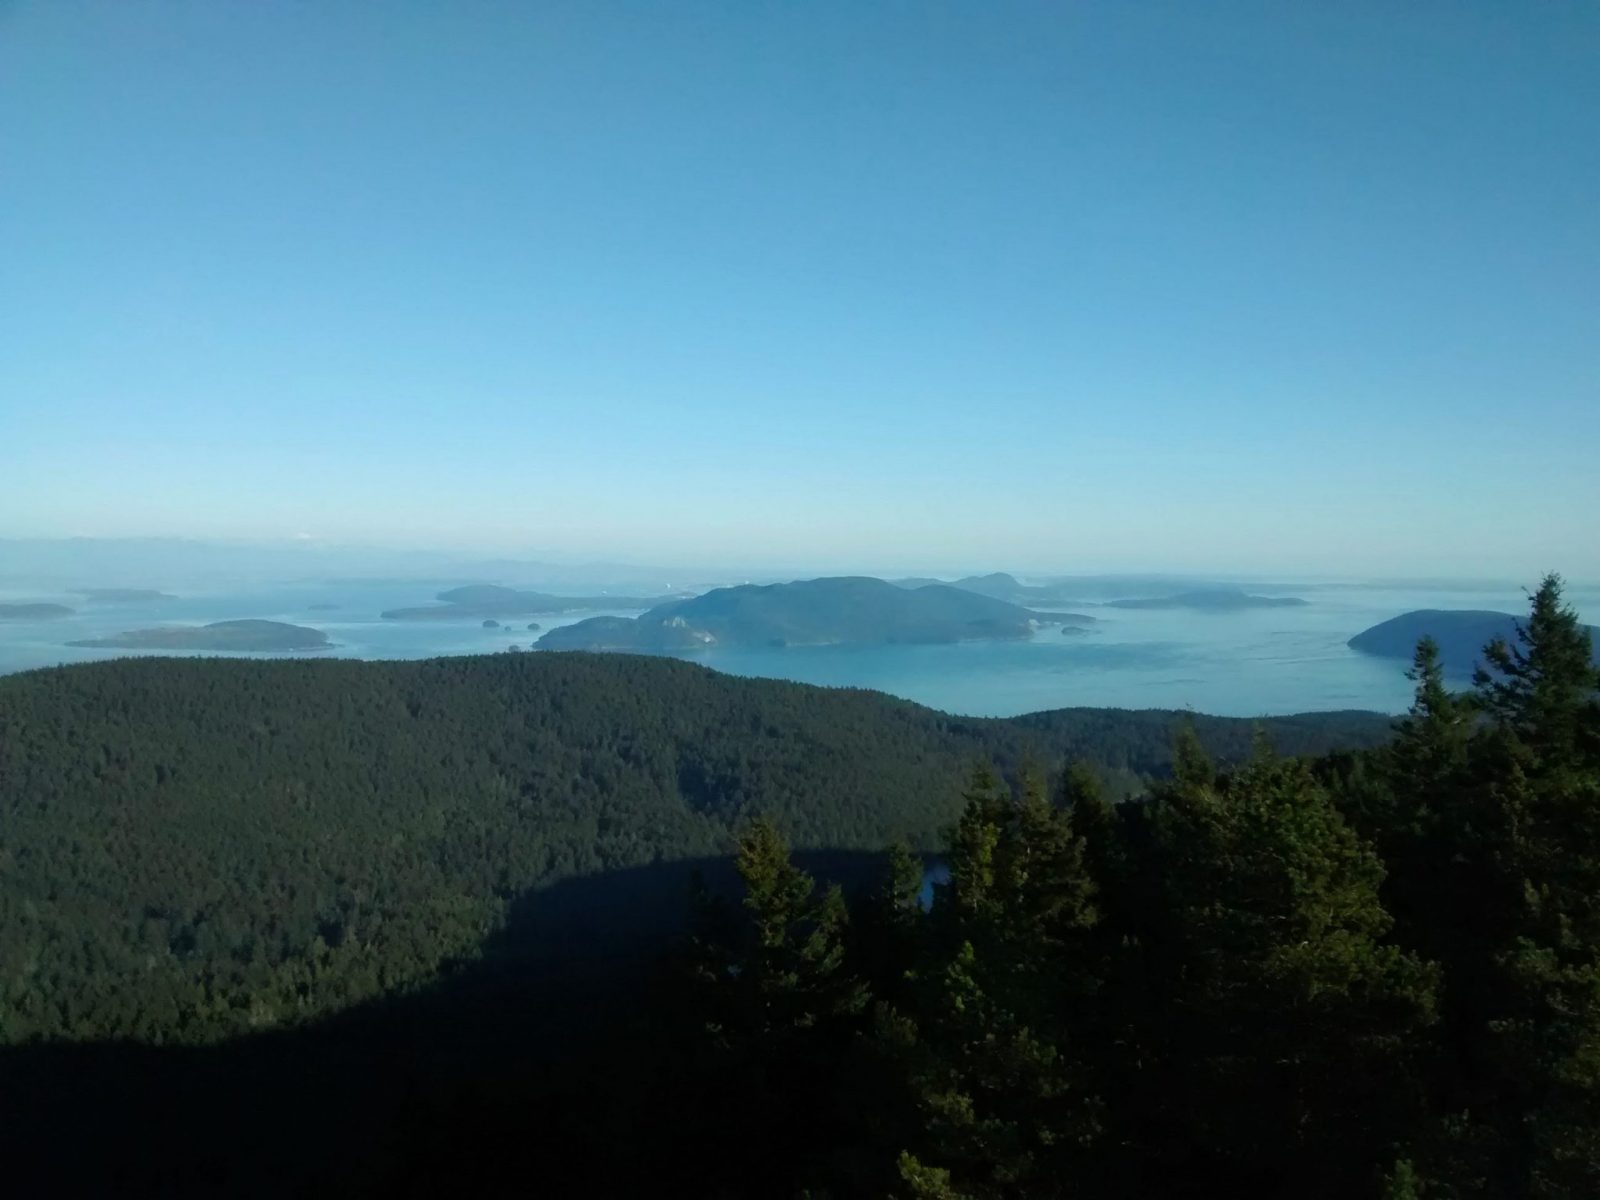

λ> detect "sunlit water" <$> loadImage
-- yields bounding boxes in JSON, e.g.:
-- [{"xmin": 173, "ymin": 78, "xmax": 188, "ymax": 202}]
[{"xmin": 1, "ymin": 580, "xmax": 1593, "ymax": 718}]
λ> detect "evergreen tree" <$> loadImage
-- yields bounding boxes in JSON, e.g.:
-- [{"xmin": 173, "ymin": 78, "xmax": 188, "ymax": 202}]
[
  {"xmin": 731, "ymin": 816, "xmax": 865, "ymax": 1038},
  {"xmin": 677, "ymin": 818, "xmax": 869, "ymax": 1195},
  {"xmin": 893, "ymin": 767, "xmax": 1102, "ymax": 1197},
  {"xmin": 1475, "ymin": 574, "xmax": 1600, "ymax": 770},
  {"xmin": 1378, "ymin": 637, "xmax": 1475, "ymax": 962},
  {"xmin": 1061, "ymin": 760, "xmax": 1120, "ymax": 905},
  {"xmin": 1132, "ymin": 740, "xmax": 1438, "ymax": 1196},
  {"xmin": 853, "ymin": 839, "xmax": 926, "ymax": 1010},
  {"xmin": 1442, "ymin": 574, "xmax": 1600, "ymax": 1197}
]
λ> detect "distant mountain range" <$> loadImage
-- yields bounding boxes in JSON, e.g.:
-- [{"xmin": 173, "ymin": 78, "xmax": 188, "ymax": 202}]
[
  {"xmin": 1349, "ymin": 609, "xmax": 1600, "ymax": 676},
  {"xmin": 537, "ymin": 576, "xmax": 1080, "ymax": 651}
]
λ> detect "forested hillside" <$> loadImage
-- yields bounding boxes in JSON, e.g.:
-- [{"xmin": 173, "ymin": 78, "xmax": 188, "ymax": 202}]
[{"xmin": 0, "ymin": 650, "xmax": 1387, "ymax": 1044}]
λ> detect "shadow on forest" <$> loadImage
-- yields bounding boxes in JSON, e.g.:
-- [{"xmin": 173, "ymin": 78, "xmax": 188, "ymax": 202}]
[{"xmin": 0, "ymin": 850, "xmax": 888, "ymax": 1197}]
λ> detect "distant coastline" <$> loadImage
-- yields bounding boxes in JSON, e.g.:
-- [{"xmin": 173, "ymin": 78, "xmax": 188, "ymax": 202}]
[
  {"xmin": 383, "ymin": 584, "xmax": 674, "ymax": 620},
  {"xmin": 74, "ymin": 588, "xmax": 178, "ymax": 603},
  {"xmin": 0, "ymin": 603, "xmax": 74, "ymax": 619},
  {"xmin": 69, "ymin": 619, "xmax": 331, "ymax": 652}
]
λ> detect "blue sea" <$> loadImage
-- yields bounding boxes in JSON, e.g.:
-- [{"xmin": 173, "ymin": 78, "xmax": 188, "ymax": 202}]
[{"xmin": 1, "ymin": 579, "xmax": 1593, "ymax": 718}]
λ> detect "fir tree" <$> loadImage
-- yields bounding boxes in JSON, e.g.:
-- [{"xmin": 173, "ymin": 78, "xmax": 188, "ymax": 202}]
[
  {"xmin": 730, "ymin": 815, "xmax": 866, "ymax": 1039},
  {"xmin": 894, "ymin": 767, "xmax": 1102, "ymax": 1197},
  {"xmin": 1133, "ymin": 740, "xmax": 1438, "ymax": 1196},
  {"xmin": 1451, "ymin": 574, "xmax": 1600, "ymax": 1197}
]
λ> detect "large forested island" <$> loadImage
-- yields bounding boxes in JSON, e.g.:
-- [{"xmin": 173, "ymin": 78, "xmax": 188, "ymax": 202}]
[
  {"xmin": 66, "ymin": 618, "xmax": 330, "ymax": 651},
  {"xmin": 381, "ymin": 582, "xmax": 673, "ymax": 620},
  {"xmin": 1351, "ymin": 607, "xmax": 1600, "ymax": 676},
  {"xmin": 3, "ymin": 575, "xmax": 1597, "ymax": 1199},
  {"xmin": 537, "ymin": 575, "xmax": 1076, "ymax": 650}
]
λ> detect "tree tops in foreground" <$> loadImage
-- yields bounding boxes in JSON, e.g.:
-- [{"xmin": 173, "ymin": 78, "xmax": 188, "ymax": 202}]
[{"xmin": 683, "ymin": 575, "xmax": 1599, "ymax": 1197}]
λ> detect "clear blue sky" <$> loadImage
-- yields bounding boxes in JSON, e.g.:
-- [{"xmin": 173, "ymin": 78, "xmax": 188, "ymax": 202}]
[{"xmin": 3, "ymin": 2, "xmax": 1595, "ymax": 576}]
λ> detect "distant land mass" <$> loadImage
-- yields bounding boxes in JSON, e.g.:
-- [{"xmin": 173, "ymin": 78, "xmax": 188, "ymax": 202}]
[
  {"xmin": 0, "ymin": 603, "xmax": 74, "ymax": 619},
  {"xmin": 382, "ymin": 583, "xmax": 676, "ymax": 620},
  {"xmin": 1349, "ymin": 609, "xmax": 1600, "ymax": 677},
  {"xmin": 74, "ymin": 588, "xmax": 178, "ymax": 603},
  {"xmin": 537, "ymin": 576, "xmax": 1076, "ymax": 651},
  {"xmin": 68, "ymin": 619, "xmax": 331, "ymax": 651},
  {"xmin": 894, "ymin": 571, "xmax": 1097, "ymax": 610},
  {"xmin": 946, "ymin": 572, "xmax": 1073, "ymax": 604},
  {"xmin": 1029, "ymin": 610, "xmax": 1099, "ymax": 626},
  {"xmin": 1104, "ymin": 588, "xmax": 1309, "ymax": 611},
  {"xmin": 896, "ymin": 573, "xmax": 1329, "ymax": 609}
]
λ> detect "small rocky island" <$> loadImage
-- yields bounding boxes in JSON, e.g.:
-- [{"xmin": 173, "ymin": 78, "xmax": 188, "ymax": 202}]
[
  {"xmin": 69, "ymin": 619, "xmax": 331, "ymax": 652},
  {"xmin": 0, "ymin": 602, "xmax": 75, "ymax": 619}
]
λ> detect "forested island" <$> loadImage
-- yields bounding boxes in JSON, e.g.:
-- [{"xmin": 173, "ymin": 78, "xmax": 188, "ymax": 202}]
[
  {"xmin": 537, "ymin": 576, "xmax": 1078, "ymax": 651},
  {"xmin": 1350, "ymin": 607, "xmax": 1600, "ymax": 676},
  {"xmin": 66, "ymin": 618, "xmax": 330, "ymax": 651},
  {"xmin": 0, "ymin": 602, "xmax": 73, "ymax": 619},
  {"xmin": 1104, "ymin": 587, "xmax": 1309, "ymax": 610},
  {"xmin": 381, "ymin": 583, "xmax": 674, "ymax": 620},
  {"xmin": 3, "ymin": 576, "xmax": 1597, "ymax": 1199}
]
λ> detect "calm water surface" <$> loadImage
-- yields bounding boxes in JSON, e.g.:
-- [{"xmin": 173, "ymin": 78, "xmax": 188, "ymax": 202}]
[{"xmin": 1, "ymin": 580, "xmax": 1593, "ymax": 719}]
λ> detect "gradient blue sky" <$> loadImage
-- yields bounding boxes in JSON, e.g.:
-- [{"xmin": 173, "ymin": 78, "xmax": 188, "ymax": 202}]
[{"xmin": 3, "ymin": 2, "xmax": 1596, "ymax": 575}]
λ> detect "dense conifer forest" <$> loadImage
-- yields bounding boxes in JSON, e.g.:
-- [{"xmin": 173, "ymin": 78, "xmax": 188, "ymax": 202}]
[
  {"xmin": 0, "ymin": 650, "xmax": 1382, "ymax": 1044},
  {"xmin": 2, "ymin": 576, "xmax": 1595, "ymax": 1197}
]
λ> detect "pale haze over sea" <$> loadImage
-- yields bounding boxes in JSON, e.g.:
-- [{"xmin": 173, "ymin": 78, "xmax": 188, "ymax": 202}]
[{"xmin": 4, "ymin": 547, "xmax": 1592, "ymax": 718}]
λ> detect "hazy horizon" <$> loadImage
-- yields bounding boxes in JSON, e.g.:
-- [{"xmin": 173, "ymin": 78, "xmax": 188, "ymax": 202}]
[{"xmin": 1, "ymin": 534, "xmax": 1595, "ymax": 598}]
